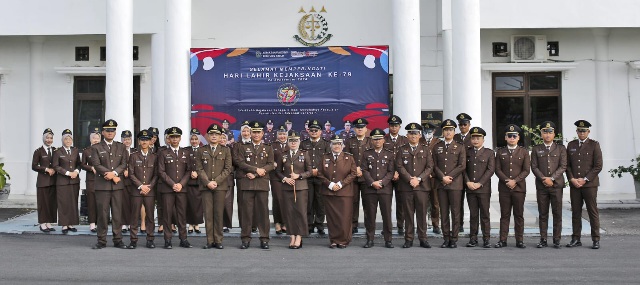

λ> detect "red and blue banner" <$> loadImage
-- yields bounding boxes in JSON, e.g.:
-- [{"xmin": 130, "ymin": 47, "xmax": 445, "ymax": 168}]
[{"xmin": 190, "ymin": 46, "xmax": 390, "ymax": 139}]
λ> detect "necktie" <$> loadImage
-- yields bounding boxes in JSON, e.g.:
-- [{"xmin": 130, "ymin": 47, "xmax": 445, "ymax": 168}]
[
  {"xmin": 411, "ymin": 146, "xmax": 416, "ymax": 152},
  {"xmin": 211, "ymin": 146, "xmax": 216, "ymax": 153},
  {"xmin": 255, "ymin": 144, "xmax": 259, "ymax": 151},
  {"xmin": 175, "ymin": 149, "xmax": 179, "ymax": 156},
  {"xmin": 67, "ymin": 149, "xmax": 70, "ymax": 155},
  {"xmin": 546, "ymin": 146, "xmax": 551, "ymax": 151},
  {"xmin": 47, "ymin": 147, "xmax": 51, "ymax": 157},
  {"xmin": 334, "ymin": 154, "xmax": 338, "ymax": 161},
  {"xmin": 281, "ymin": 143, "xmax": 286, "ymax": 149},
  {"xmin": 445, "ymin": 144, "xmax": 450, "ymax": 150},
  {"xmin": 579, "ymin": 141, "xmax": 583, "ymax": 148},
  {"xmin": 107, "ymin": 143, "xmax": 112, "ymax": 151},
  {"xmin": 392, "ymin": 137, "xmax": 396, "ymax": 143}
]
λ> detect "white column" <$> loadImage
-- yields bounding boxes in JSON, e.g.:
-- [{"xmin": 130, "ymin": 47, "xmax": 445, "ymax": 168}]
[
  {"xmin": 442, "ymin": 29, "xmax": 453, "ymax": 119},
  {"xmin": 151, "ymin": 33, "xmax": 165, "ymax": 132},
  {"xmin": 105, "ymin": 0, "xmax": 133, "ymax": 140},
  {"xmin": 451, "ymin": 0, "xmax": 481, "ymax": 126},
  {"xmin": 392, "ymin": 0, "xmax": 421, "ymax": 127},
  {"xmin": 164, "ymin": 0, "xmax": 191, "ymax": 145},
  {"xmin": 27, "ymin": 36, "xmax": 45, "ymax": 196}
]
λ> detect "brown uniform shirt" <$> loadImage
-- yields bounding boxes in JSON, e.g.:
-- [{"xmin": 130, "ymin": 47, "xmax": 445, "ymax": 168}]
[
  {"xmin": 344, "ymin": 136, "xmax": 373, "ymax": 183},
  {"xmin": 566, "ymin": 139, "xmax": 603, "ymax": 187},
  {"xmin": 317, "ymin": 152, "xmax": 357, "ymax": 197},
  {"xmin": 196, "ymin": 144, "xmax": 233, "ymax": 191},
  {"xmin": 494, "ymin": 146, "xmax": 531, "ymax": 193},
  {"xmin": 463, "ymin": 147, "xmax": 495, "ymax": 194},
  {"xmin": 531, "ymin": 143, "xmax": 567, "ymax": 189},
  {"xmin": 52, "ymin": 147, "xmax": 81, "ymax": 186},
  {"xmin": 432, "ymin": 140, "xmax": 466, "ymax": 190},
  {"xmin": 270, "ymin": 140, "xmax": 289, "ymax": 180},
  {"xmin": 383, "ymin": 134, "xmax": 409, "ymax": 157},
  {"xmin": 396, "ymin": 143, "xmax": 434, "ymax": 192},
  {"xmin": 275, "ymin": 150, "xmax": 313, "ymax": 191},
  {"xmin": 90, "ymin": 141, "xmax": 127, "ymax": 191},
  {"xmin": 32, "ymin": 146, "xmax": 57, "ymax": 187},
  {"xmin": 128, "ymin": 151, "xmax": 158, "ymax": 196},
  {"xmin": 157, "ymin": 147, "xmax": 190, "ymax": 193},
  {"xmin": 361, "ymin": 148, "xmax": 395, "ymax": 195},
  {"xmin": 234, "ymin": 143, "xmax": 275, "ymax": 191},
  {"xmin": 454, "ymin": 133, "xmax": 473, "ymax": 150},
  {"xmin": 300, "ymin": 138, "xmax": 330, "ymax": 171},
  {"xmin": 81, "ymin": 147, "xmax": 96, "ymax": 182}
]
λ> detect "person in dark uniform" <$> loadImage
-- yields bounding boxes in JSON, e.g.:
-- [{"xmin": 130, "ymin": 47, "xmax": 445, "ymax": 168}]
[
  {"xmin": 155, "ymin": 129, "xmax": 171, "ymax": 234},
  {"xmin": 384, "ymin": 115, "xmax": 409, "ymax": 235},
  {"xmin": 221, "ymin": 119, "xmax": 234, "ymax": 141},
  {"xmin": 234, "ymin": 120, "xmax": 251, "ymax": 230},
  {"xmin": 339, "ymin": 120, "xmax": 355, "ymax": 141},
  {"xmin": 220, "ymin": 129, "xmax": 235, "ymax": 232},
  {"xmin": 494, "ymin": 124, "xmax": 530, "ymax": 248},
  {"xmin": 344, "ymin": 118, "xmax": 373, "ymax": 233},
  {"xmin": 317, "ymin": 134, "xmax": 357, "ymax": 248},
  {"xmin": 463, "ymin": 127, "xmax": 494, "ymax": 248},
  {"xmin": 120, "ymin": 130, "xmax": 135, "ymax": 233},
  {"xmin": 396, "ymin": 123, "xmax": 434, "ymax": 249},
  {"xmin": 158, "ymin": 127, "xmax": 193, "ymax": 249},
  {"xmin": 300, "ymin": 119, "xmax": 330, "ymax": 235},
  {"xmin": 81, "ymin": 128, "xmax": 101, "ymax": 232},
  {"xmin": 148, "ymin": 127, "xmax": 160, "ymax": 153},
  {"xmin": 285, "ymin": 119, "xmax": 293, "ymax": 132},
  {"xmin": 433, "ymin": 119, "xmax": 466, "ymax": 248},
  {"xmin": 422, "ymin": 123, "xmax": 442, "ymax": 234},
  {"xmin": 531, "ymin": 121, "xmax": 567, "ymax": 249},
  {"xmin": 300, "ymin": 120, "xmax": 311, "ymax": 141},
  {"xmin": 32, "ymin": 128, "xmax": 58, "ymax": 232},
  {"xmin": 361, "ymin": 128, "xmax": 396, "ymax": 248},
  {"xmin": 90, "ymin": 119, "xmax": 128, "ymax": 249},
  {"xmin": 275, "ymin": 131, "xmax": 312, "ymax": 249},
  {"xmin": 566, "ymin": 120, "xmax": 603, "ymax": 249},
  {"xmin": 234, "ymin": 121, "xmax": 275, "ymax": 249},
  {"xmin": 52, "ymin": 129, "xmax": 81, "ymax": 233},
  {"xmin": 196, "ymin": 124, "xmax": 233, "ymax": 249},
  {"xmin": 270, "ymin": 125, "xmax": 289, "ymax": 234},
  {"xmin": 127, "ymin": 129, "xmax": 158, "ymax": 249},
  {"xmin": 263, "ymin": 119, "xmax": 276, "ymax": 144},
  {"xmin": 453, "ymin": 113, "xmax": 473, "ymax": 233},
  {"xmin": 321, "ymin": 120, "xmax": 335, "ymax": 141},
  {"xmin": 186, "ymin": 128, "xmax": 203, "ymax": 234}
]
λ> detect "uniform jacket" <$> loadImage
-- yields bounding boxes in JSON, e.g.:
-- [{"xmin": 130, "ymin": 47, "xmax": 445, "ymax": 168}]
[
  {"xmin": 123, "ymin": 147, "xmax": 136, "ymax": 186},
  {"xmin": 463, "ymin": 147, "xmax": 495, "ymax": 194},
  {"xmin": 186, "ymin": 146, "xmax": 200, "ymax": 186},
  {"xmin": 344, "ymin": 136, "xmax": 374, "ymax": 183},
  {"xmin": 157, "ymin": 146, "xmax": 191, "ymax": 193},
  {"xmin": 81, "ymin": 147, "xmax": 96, "ymax": 182},
  {"xmin": 275, "ymin": 149, "xmax": 312, "ymax": 191},
  {"xmin": 494, "ymin": 146, "xmax": 531, "ymax": 193},
  {"xmin": 395, "ymin": 143, "xmax": 434, "ymax": 192},
  {"xmin": 32, "ymin": 146, "xmax": 57, "ymax": 187},
  {"xmin": 300, "ymin": 138, "xmax": 330, "ymax": 170},
  {"xmin": 432, "ymin": 140, "xmax": 466, "ymax": 190},
  {"xmin": 453, "ymin": 133, "xmax": 473, "ymax": 150},
  {"xmin": 566, "ymin": 138, "xmax": 603, "ymax": 188},
  {"xmin": 233, "ymin": 142, "xmax": 274, "ymax": 191},
  {"xmin": 196, "ymin": 144, "xmax": 232, "ymax": 191},
  {"xmin": 317, "ymin": 152, "xmax": 357, "ymax": 197},
  {"xmin": 339, "ymin": 130, "xmax": 355, "ymax": 141},
  {"xmin": 384, "ymin": 134, "xmax": 409, "ymax": 158},
  {"xmin": 128, "ymin": 151, "xmax": 158, "ymax": 196},
  {"xmin": 531, "ymin": 142, "xmax": 567, "ymax": 189},
  {"xmin": 52, "ymin": 147, "xmax": 81, "ymax": 186},
  {"xmin": 90, "ymin": 140, "xmax": 127, "ymax": 191},
  {"xmin": 270, "ymin": 140, "xmax": 289, "ymax": 180},
  {"xmin": 361, "ymin": 148, "xmax": 395, "ymax": 195}
]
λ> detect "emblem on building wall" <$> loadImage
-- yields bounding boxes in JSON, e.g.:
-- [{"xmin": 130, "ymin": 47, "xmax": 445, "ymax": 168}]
[
  {"xmin": 294, "ymin": 6, "xmax": 332, "ymax": 47},
  {"xmin": 277, "ymin": 83, "xmax": 300, "ymax": 106}
]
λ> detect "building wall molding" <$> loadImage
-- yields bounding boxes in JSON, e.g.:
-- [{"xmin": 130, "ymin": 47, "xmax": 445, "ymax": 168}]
[
  {"xmin": 481, "ymin": 62, "xmax": 579, "ymax": 80},
  {"xmin": 54, "ymin": 66, "xmax": 150, "ymax": 83}
]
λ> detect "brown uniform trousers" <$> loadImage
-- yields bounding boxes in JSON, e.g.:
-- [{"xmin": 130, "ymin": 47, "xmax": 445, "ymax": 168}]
[
  {"xmin": 495, "ymin": 146, "xmax": 530, "ymax": 242},
  {"xmin": 32, "ymin": 146, "xmax": 58, "ymax": 224},
  {"xmin": 396, "ymin": 144, "xmax": 434, "ymax": 243},
  {"xmin": 122, "ymin": 148, "xmax": 135, "ymax": 226},
  {"xmin": 463, "ymin": 147, "xmax": 494, "ymax": 241},
  {"xmin": 344, "ymin": 136, "xmax": 374, "ymax": 229},
  {"xmin": 53, "ymin": 147, "xmax": 81, "ymax": 226},
  {"xmin": 433, "ymin": 140, "xmax": 466, "ymax": 242},
  {"xmin": 91, "ymin": 140, "xmax": 128, "ymax": 245},
  {"xmin": 270, "ymin": 142, "xmax": 289, "ymax": 227},
  {"xmin": 300, "ymin": 138, "xmax": 330, "ymax": 231},
  {"xmin": 531, "ymin": 143, "xmax": 567, "ymax": 242},
  {"xmin": 454, "ymin": 133, "xmax": 473, "ymax": 229},
  {"xmin": 275, "ymin": 150, "xmax": 312, "ymax": 236},
  {"xmin": 157, "ymin": 147, "xmax": 191, "ymax": 242},
  {"xmin": 81, "ymin": 147, "xmax": 97, "ymax": 224},
  {"xmin": 384, "ymin": 134, "xmax": 409, "ymax": 230},
  {"xmin": 186, "ymin": 147, "xmax": 204, "ymax": 225},
  {"xmin": 317, "ymin": 152, "xmax": 357, "ymax": 245},
  {"xmin": 128, "ymin": 151, "xmax": 158, "ymax": 242},
  {"xmin": 566, "ymin": 138, "xmax": 602, "ymax": 241},
  {"xmin": 425, "ymin": 138, "xmax": 441, "ymax": 228},
  {"xmin": 196, "ymin": 144, "xmax": 232, "ymax": 245},
  {"xmin": 361, "ymin": 148, "xmax": 395, "ymax": 242},
  {"xmin": 232, "ymin": 141, "xmax": 256, "ymax": 229},
  {"xmin": 234, "ymin": 143, "xmax": 275, "ymax": 243}
]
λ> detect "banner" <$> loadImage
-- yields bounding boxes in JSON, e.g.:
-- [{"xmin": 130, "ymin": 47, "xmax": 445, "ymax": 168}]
[{"xmin": 190, "ymin": 46, "xmax": 390, "ymax": 141}]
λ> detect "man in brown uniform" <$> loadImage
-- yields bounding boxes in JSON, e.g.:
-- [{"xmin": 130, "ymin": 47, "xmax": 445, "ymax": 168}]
[
  {"xmin": 422, "ymin": 123, "xmax": 441, "ymax": 234},
  {"xmin": 90, "ymin": 119, "xmax": 128, "ymax": 249},
  {"xmin": 300, "ymin": 119, "xmax": 330, "ymax": 235},
  {"xmin": 433, "ymin": 119, "xmax": 466, "ymax": 248},
  {"xmin": 453, "ymin": 113, "xmax": 473, "ymax": 233},
  {"xmin": 396, "ymin": 123, "xmax": 435, "ymax": 249},
  {"xmin": 127, "ymin": 130, "xmax": 158, "ymax": 249},
  {"xmin": 494, "ymin": 124, "xmax": 530, "ymax": 248},
  {"xmin": 344, "ymin": 118, "xmax": 373, "ymax": 233},
  {"xmin": 566, "ymin": 120, "xmax": 603, "ymax": 249},
  {"xmin": 384, "ymin": 115, "xmax": 409, "ymax": 235},
  {"xmin": 157, "ymin": 127, "xmax": 192, "ymax": 249},
  {"xmin": 361, "ymin": 129, "xmax": 396, "ymax": 248},
  {"xmin": 463, "ymin": 127, "xmax": 494, "ymax": 248},
  {"xmin": 531, "ymin": 121, "xmax": 567, "ymax": 249},
  {"xmin": 234, "ymin": 121, "xmax": 275, "ymax": 249},
  {"xmin": 196, "ymin": 124, "xmax": 232, "ymax": 249}
]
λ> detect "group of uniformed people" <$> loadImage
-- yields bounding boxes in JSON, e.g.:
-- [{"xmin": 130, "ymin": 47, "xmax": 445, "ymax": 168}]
[{"xmin": 31, "ymin": 113, "xmax": 602, "ymax": 250}]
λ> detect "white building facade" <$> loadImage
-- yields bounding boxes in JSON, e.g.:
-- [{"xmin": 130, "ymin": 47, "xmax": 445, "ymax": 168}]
[{"xmin": 0, "ymin": 0, "xmax": 638, "ymax": 199}]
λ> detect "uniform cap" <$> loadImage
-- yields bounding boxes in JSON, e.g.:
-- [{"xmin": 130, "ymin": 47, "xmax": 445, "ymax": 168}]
[
  {"xmin": 344, "ymin": 120, "xmax": 352, "ymax": 126},
  {"xmin": 440, "ymin": 119, "xmax": 457, "ymax": 129},
  {"xmin": 222, "ymin": 119, "xmax": 230, "ymax": 124},
  {"xmin": 206, "ymin": 124, "xmax": 222, "ymax": 134},
  {"xmin": 288, "ymin": 131, "xmax": 301, "ymax": 140},
  {"xmin": 324, "ymin": 120, "xmax": 331, "ymax": 126},
  {"xmin": 277, "ymin": 125, "xmax": 287, "ymax": 133},
  {"xmin": 91, "ymin": 127, "xmax": 101, "ymax": 134},
  {"xmin": 62, "ymin": 129, "xmax": 72, "ymax": 136},
  {"xmin": 470, "ymin": 127, "xmax": 486, "ymax": 137},
  {"xmin": 121, "ymin": 130, "xmax": 132, "ymax": 138},
  {"xmin": 456, "ymin": 113, "xmax": 472, "ymax": 123},
  {"xmin": 387, "ymin": 115, "xmax": 402, "ymax": 125},
  {"xmin": 102, "ymin": 119, "xmax": 118, "ymax": 130},
  {"xmin": 575, "ymin": 120, "xmax": 592, "ymax": 130},
  {"xmin": 353, "ymin": 118, "xmax": 368, "ymax": 128},
  {"xmin": 164, "ymin": 128, "xmax": 171, "ymax": 135},
  {"xmin": 422, "ymin": 122, "xmax": 437, "ymax": 129},
  {"xmin": 330, "ymin": 134, "xmax": 343, "ymax": 143},
  {"xmin": 308, "ymin": 119, "xmax": 321, "ymax": 130},
  {"xmin": 405, "ymin": 122, "xmax": 423, "ymax": 132},
  {"xmin": 148, "ymin": 127, "xmax": 159, "ymax": 136},
  {"xmin": 540, "ymin": 121, "xmax": 556, "ymax": 130},
  {"xmin": 138, "ymin": 130, "xmax": 151, "ymax": 140},
  {"xmin": 266, "ymin": 119, "xmax": 274, "ymax": 125},
  {"xmin": 241, "ymin": 120, "xmax": 251, "ymax": 127},
  {"xmin": 369, "ymin": 128, "xmax": 386, "ymax": 139},
  {"xmin": 190, "ymin": 128, "xmax": 201, "ymax": 135},
  {"xmin": 43, "ymin": 128, "xmax": 54, "ymax": 135},
  {"xmin": 250, "ymin": 121, "xmax": 265, "ymax": 131},
  {"xmin": 505, "ymin": 124, "xmax": 522, "ymax": 134},
  {"xmin": 168, "ymin": 127, "xmax": 183, "ymax": 136}
]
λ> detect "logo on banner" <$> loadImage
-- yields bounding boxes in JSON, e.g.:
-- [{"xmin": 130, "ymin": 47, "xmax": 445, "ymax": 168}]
[
  {"xmin": 277, "ymin": 83, "xmax": 300, "ymax": 106},
  {"xmin": 294, "ymin": 6, "xmax": 332, "ymax": 47}
]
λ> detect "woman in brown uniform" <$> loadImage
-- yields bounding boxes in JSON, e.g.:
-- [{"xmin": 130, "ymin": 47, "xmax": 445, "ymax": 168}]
[
  {"xmin": 52, "ymin": 129, "xmax": 81, "ymax": 233},
  {"xmin": 81, "ymin": 129, "xmax": 101, "ymax": 232},
  {"xmin": 276, "ymin": 131, "xmax": 312, "ymax": 249},
  {"xmin": 186, "ymin": 128, "xmax": 203, "ymax": 234},
  {"xmin": 317, "ymin": 134, "xmax": 357, "ymax": 248},
  {"xmin": 31, "ymin": 128, "xmax": 58, "ymax": 232},
  {"xmin": 221, "ymin": 130, "xmax": 235, "ymax": 232},
  {"xmin": 121, "ymin": 130, "xmax": 135, "ymax": 233}
]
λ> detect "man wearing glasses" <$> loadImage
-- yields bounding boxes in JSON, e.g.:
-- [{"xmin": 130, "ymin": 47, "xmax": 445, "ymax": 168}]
[
  {"xmin": 300, "ymin": 119, "xmax": 330, "ymax": 235},
  {"xmin": 453, "ymin": 113, "xmax": 473, "ymax": 233}
]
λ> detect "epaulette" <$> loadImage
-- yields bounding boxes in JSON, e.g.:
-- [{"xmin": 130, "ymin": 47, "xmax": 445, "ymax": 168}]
[
  {"xmin": 343, "ymin": 151, "xmax": 354, "ymax": 156},
  {"xmin": 589, "ymin": 138, "xmax": 599, "ymax": 144}
]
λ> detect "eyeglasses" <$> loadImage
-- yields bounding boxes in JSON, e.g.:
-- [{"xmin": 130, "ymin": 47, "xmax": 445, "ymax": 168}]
[
  {"xmin": 577, "ymin": 129, "xmax": 589, "ymax": 133},
  {"xmin": 506, "ymin": 134, "xmax": 518, "ymax": 139},
  {"xmin": 309, "ymin": 129, "xmax": 319, "ymax": 132},
  {"xmin": 542, "ymin": 129, "xmax": 554, "ymax": 134},
  {"xmin": 288, "ymin": 139, "xmax": 300, "ymax": 142}
]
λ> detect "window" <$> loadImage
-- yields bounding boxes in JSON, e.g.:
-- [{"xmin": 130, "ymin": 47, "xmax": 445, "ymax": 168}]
[
  {"xmin": 492, "ymin": 72, "xmax": 562, "ymax": 148},
  {"xmin": 75, "ymin": 47, "xmax": 90, "ymax": 61},
  {"xmin": 99, "ymin": 46, "xmax": 140, "ymax": 61}
]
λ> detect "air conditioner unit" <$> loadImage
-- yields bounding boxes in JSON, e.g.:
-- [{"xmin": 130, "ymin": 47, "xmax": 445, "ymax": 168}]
[{"xmin": 510, "ymin": 35, "xmax": 547, "ymax": 62}]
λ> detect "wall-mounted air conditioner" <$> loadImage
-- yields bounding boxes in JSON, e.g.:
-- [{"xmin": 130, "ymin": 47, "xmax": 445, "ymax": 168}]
[{"xmin": 510, "ymin": 35, "xmax": 547, "ymax": 62}]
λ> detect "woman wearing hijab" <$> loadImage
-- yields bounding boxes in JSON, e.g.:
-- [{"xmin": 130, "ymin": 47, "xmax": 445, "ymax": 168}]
[
  {"xmin": 81, "ymin": 129, "xmax": 101, "ymax": 232},
  {"xmin": 52, "ymin": 129, "xmax": 82, "ymax": 233},
  {"xmin": 31, "ymin": 128, "xmax": 58, "ymax": 232}
]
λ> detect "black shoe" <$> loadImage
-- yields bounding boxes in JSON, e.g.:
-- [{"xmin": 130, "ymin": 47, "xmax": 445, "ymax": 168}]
[
  {"xmin": 39, "ymin": 226, "xmax": 50, "ymax": 233},
  {"xmin": 566, "ymin": 239, "xmax": 582, "ymax": 247},
  {"xmin": 275, "ymin": 230, "xmax": 283, "ymax": 235},
  {"xmin": 592, "ymin": 241, "xmax": 600, "ymax": 249},
  {"xmin": 385, "ymin": 241, "xmax": 394, "ymax": 248},
  {"xmin": 128, "ymin": 242, "xmax": 137, "ymax": 249},
  {"xmin": 164, "ymin": 240, "xmax": 172, "ymax": 249},
  {"xmin": 459, "ymin": 227, "xmax": 464, "ymax": 233},
  {"xmin": 494, "ymin": 241, "xmax": 507, "ymax": 248},
  {"xmin": 194, "ymin": 227, "xmax": 202, "ymax": 234},
  {"xmin": 536, "ymin": 239, "xmax": 548, "ymax": 248},
  {"xmin": 432, "ymin": 226, "xmax": 441, "ymax": 234},
  {"xmin": 337, "ymin": 244, "xmax": 347, "ymax": 249},
  {"xmin": 223, "ymin": 228, "xmax": 230, "ymax": 233},
  {"xmin": 553, "ymin": 240, "xmax": 561, "ymax": 249},
  {"xmin": 203, "ymin": 243, "xmax": 213, "ymax": 249},
  {"xmin": 448, "ymin": 241, "xmax": 457, "ymax": 248},
  {"xmin": 466, "ymin": 239, "xmax": 478, "ymax": 247},
  {"xmin": 47, "ymin": 227, "xmax": 56, "ymax": 232},
  {"xmin": 363, "ymin": 240, "xmax": 374, "ymax": 248},
  {"xmin": 62, "ymin": 228, "xmax": 69, "ymax": 234},
  {"xmin": 260, "ymin": 241, "xmax": 270, "ymax": 249},
  {"xmin": 240, "ymin": 242, "xmax": 250, "ymax": 249},
  {"xmin": 516, "ymin": 241, "xmax": 526, "ymax": 248},
  {"xmin": 329, "ymin": 243, "xmax": 337, "ymax": 249},
  {"xmin": 146, "ymin": 240, "xmax": 156, "ymax": 249},
  {"xmin": 90, "ymin": 228, "xmax": 97, "ymax": 233},
  {"xmin": 92, "ymin": 243, "xmax": 106, "ymax": 250},
  {"xmin": 309, "ymin": 228, "xmax": 315, "ymax": 234},
  {"xmin": 180, "ymin": 240, "xmax": 193, "ymax": 248},
  {"xmin": 114, "ymin": 241, "xmax": 127, "ymax": 249},
  {"xmin": 317, "ymin": 229, "xmax": 326, "ymax": 235},
  {"xmin": 397, "ymin": 228, "xmax": 404, "ymax": 235},
  {"xmin": 172, "ymin": 228, "xmax": 177, "ymax": 233},
  {"xmin": 188, "ymin": 229, "xmax": 193, "ymax": 234},
  {"xmin": 122, "ymin": 228, "xmax": 128, "ymax": 233},
  {"xmin": 251, "ymin": 227, "xmax": 258, "ymax": 233},
  {"xmin": 420, "ymin": 240, "xmax": 432, "ymax": 248},
  {"xmin": 483, "ymin": 240, "xmax": 491, "ymax": 248},
  {"xmin": 68, "ymin": 227, "xmax": 77, "ymax": 232},
  {"xmin": 212, "ymin": 243, "xmax": 224, "ymax": 249},
  {"xmin": 402, "ymin": 240, "xmax": 413, "ymax": 248},
  {"xmin": 352, "ymin": 227, "xmax": 358, "ymax": 234},
  {"xmin": 441, "ymin": 241, "xmax": 449, "ymax": 248}
]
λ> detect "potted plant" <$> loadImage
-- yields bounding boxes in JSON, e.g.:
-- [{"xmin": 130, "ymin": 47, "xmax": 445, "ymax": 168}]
[
  {"xmin": 0, "ymin": 162, "xmax": 10, "ymax": 200},
  {"xmin": 609, "ymin": 154, "xmax": 640, "ymax": 199}
]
